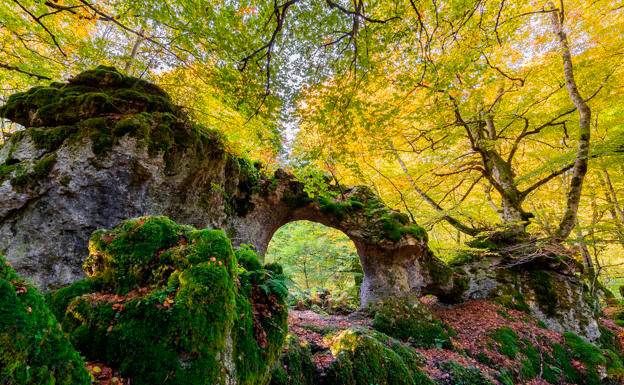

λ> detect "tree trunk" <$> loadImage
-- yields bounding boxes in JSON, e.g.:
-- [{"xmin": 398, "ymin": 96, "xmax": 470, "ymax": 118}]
[{"xmin": 550, "ymin": 6, "xmax": 592, "ymax": 241}]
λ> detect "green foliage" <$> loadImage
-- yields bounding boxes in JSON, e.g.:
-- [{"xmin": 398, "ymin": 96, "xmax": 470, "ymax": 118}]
[
  {"xmin": 324, "ymin": 329, "xmax": 435, "ymax": 385},
  {"xmin": 266, "ymin": 220, "xmax": 362, "ymax": 309},
  {"xmin": 370, "ymin": 297, "xmax": 453, "ymax": 349},
  {"xmin": 0, "ymin": 255, "xmax": 90, "ymax": 385},
  {"xmin": 50, "ymin": 216, "xmax": 288, "ymax": 385}
]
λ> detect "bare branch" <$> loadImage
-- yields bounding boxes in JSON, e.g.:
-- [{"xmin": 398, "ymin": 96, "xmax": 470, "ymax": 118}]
[{"xmin": 0, "ymin": 62, "xmax": 51, "ymax": 80}]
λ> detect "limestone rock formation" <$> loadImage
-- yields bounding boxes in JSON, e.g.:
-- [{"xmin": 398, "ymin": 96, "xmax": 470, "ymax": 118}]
[
  {"xmin": 0, "ymin": 66, "xmax": 605, "ymax": 341},
  {"xmin": 0, "ymin": 66, "xmax": 462, "ymax": 306},
  {"xmin": 451, "ymin": 241, "xmax": 602, "ymax": 341}
]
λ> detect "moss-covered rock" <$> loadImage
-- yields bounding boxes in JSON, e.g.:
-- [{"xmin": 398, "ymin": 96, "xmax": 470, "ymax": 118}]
[
  {"xmin": 0, "ymin": 66, "xmax": 178, "ymax": 128},
  {"xmin": 269, "ymin": 335, "xmax": 317, "ymax": 385},
  {"xmin": 0, "ymin": 255, "xmax": 90, "ymax": 385},
  {"xmin": 49, "ymin": 216, "xmax": 288, "ymax": 385},
  {"xmin": 370, "ymin": 297, "xmax": 453, "ymax": 349},
  {"xmin": 323, "ymin": 329, "xmax": 435, "ymax": 385}
]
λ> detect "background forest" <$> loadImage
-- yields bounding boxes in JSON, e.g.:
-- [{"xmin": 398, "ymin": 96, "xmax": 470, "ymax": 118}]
[{"xmin": 1, "ymin": 0, "xmax": 624, "ymax": 299}]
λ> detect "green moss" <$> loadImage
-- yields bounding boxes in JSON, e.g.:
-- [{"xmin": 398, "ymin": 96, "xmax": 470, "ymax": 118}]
[
  {"xmin": 448, "ymin": 251, "xmax": 481, "ymax": 267},
  {"xmin": 10, "ymin": 153, "xmax": 57, "ymax": 189},
  {"xmin": 234, "ymin": 247, "xmax": 288, "ymax": 385},
  {"xmin": 1, "ymin": 66, "xmax": 177, "ymax": 128},
  {"xmin": 45, "ymin": 277, "xmax": 102, "ymax": 320},
  {"xmin": 378, "ymin": 213, "xmax": 428, "ymax": 242},
  {"xmin": 437, "ymin": 361, "xmax": 494, "ymax": 385},
  {"xmin": 0, "ymin": 255, "xmax": 91, "ymax": 385},
  {"xmin": 51, "ymin": 216, "xmax": 287, "ymax": 385},
  {"xmin": 236, "ymin": 244, "xmax": 263, "ymax": 271},
  {"xmin": 528, "ymin": 270, "xmax": 559, "ymax": 316},
  {"xmin": 269, "ymin": 335, "xmax": 316, "ymax": 385},
  {"xmin": 29, "ymin": 125, "xmax": 77, "ymax": 151},
  {"xmin": 370, "ymin": 297, "xmax": 453, "ymax": 349},
  {"xmin": 490, "ymin": 327, "xmax": 520, "ymax": 359},
  {"xmin": 496, "ymin": 369, "xmax": 514, "ymax": 385},
  {"xmin": 324, "ymin": 329, "xmax": 435, "ymax": 385},
  {"xmin": 318, "ymin": 195, "xmax": 364, "ymax": 220},
  {"xmin": 494, "ymin": 287, "xmax": 531, "ymax": 313}
]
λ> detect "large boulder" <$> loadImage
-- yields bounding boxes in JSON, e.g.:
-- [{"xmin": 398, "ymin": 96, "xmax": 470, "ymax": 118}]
[
  {"xmin": 451, "ymin": 241, "xmax": 602, "ymax": 341},
  {"xmin": 46, "ymin": 215, "xmax": 288, "ymax": 385}
]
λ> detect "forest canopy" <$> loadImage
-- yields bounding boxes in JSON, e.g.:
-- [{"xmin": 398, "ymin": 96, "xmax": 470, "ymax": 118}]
[{"xmin": 1, "ymin": 0, "xmax": 623, "ymax": 287}]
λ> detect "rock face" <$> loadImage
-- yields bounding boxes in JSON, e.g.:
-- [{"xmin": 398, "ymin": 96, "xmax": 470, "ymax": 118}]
[{"xmin": 0, "ymin": 66, "xmax": 462, "ymax": 306}]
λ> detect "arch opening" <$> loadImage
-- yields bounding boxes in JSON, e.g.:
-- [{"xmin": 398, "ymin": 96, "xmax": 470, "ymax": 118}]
[{"xmin": 265, "ymin": 220, "xmax": 363, "ymax": 313}]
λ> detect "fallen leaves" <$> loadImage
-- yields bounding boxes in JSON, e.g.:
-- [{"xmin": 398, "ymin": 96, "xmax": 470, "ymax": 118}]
[{"xmin": 86, "ymin": 362, "xmax": 128, "ymax": 385}]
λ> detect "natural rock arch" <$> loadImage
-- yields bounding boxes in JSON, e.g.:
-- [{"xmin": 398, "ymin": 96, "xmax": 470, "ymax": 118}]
[
  {"xmin": 226, "ymin": 176, "xmax": 462, "ymax": 306},
  {"xmin": 0, "ymin": 66, "xmax": 460, "ymax": 306}
]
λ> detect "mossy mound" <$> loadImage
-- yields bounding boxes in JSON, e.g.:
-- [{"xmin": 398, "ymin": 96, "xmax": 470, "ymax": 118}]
[
  {"xmin": 323, "ymin": 329, "xmax": 435, "ymax": 385},
  {"xmin": 47, "ymin": 216, "xmax": 288, "ymax": 385},
  {"xmin": 0, "ymin": 255, "xmax": 90, "ymax": 385},
  {"xmin": 0, "ymin": 65, "xmax": 178, "ymax": 128},
  {"xmin": 487, "ymin": 325, "xmax": 624, "ymax": 384},
  {"xmin": 269, "ymin": 335, "xmax": 317, "ymax": 385},
  {"xmin": 370, "ymin": 297, "xmax": 454, "ymax": 349}
]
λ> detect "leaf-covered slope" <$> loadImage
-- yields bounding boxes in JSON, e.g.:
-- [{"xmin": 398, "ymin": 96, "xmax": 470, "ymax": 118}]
[{"xmin": 273, "ymin": 298, "xmax": 624, "ymax": 385}]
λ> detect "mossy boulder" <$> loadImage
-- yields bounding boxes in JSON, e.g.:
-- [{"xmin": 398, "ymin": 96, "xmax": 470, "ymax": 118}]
[
  {"xmin": 0, "ymin": 255, "xmax": 90, "ymax": 385},
  {"xmin": 47, "ymin": 216, "xmax": 288, "ymax": 385},
  {"xmin": 323, "ymin": 329, "xmax": 435, "ymax": 385},
  {"xmin": 370, "ymin": 296, "xmax": 453, "ymax": 349},
  {"xmin": 0, "ymin": 65, "xmax": 178, "ymax": 128}
]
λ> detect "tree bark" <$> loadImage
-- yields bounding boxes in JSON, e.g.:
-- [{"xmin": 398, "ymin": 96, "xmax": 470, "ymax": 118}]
[{"xmin": 550, "ymin": 5, "xmax": 592, "ymax": 241}]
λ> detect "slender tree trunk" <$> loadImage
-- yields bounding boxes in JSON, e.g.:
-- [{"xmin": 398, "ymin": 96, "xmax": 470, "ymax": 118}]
[
  {"xmin": 599, "ymin": 169, "xmax": 624, "ymax": 244},
  {"xmin": 550, "ymin": 6, "xmax": 592, "ymax": 241},
  {"xmin": 575, "ymin": 223, "xmax": 595, "ymax": 281},
  {"xmin": 123, "ymin": 28, "xmax": 144, "ymax": 73}
]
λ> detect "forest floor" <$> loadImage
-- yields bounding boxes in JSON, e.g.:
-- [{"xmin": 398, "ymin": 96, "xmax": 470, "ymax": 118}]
[
  {"xmin": 85, "ymin": 298, "xmax": 624, "ymax": 385},
  {"xmin": 287, "ymin": 299, "xmax": 624, "ymax": 385}
]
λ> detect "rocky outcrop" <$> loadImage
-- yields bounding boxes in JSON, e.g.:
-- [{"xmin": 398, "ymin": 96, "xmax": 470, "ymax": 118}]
[
  {"xmin": 451, "ymin": 242, "xmax": 601, "ymax": 341},
  {"xmin": 0, "ymin": 66, "xmax": 462, "ymax": 306}
]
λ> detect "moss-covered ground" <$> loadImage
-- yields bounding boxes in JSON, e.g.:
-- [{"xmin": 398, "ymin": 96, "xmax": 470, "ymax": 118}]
[{"xmin": 276, "ymin": 298, "xmax": 624, "ymax": 385}]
